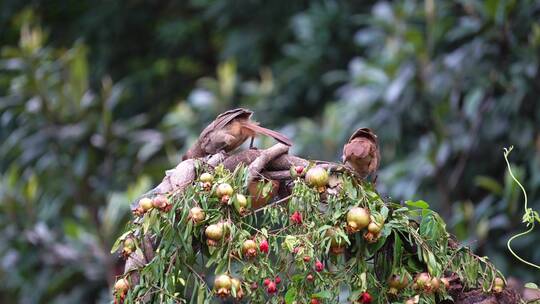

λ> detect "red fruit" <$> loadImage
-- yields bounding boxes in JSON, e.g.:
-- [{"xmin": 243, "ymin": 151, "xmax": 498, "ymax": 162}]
[
  {"xmin": 266, "ymin": 281, "xmax": 277, "ymax": 294},
  {"xmin": 275, "ymin": 276, "xmax": 281, "ymax": 284},
  {"xmin": 315, "ymin": 260, "xmax": 324, "ymax": 272},
  {"xmin": 293, "ymin": 247, "xmax": 300, "ymax": 254},
  {"xmin": 311, "ymin": 298, "xmax": 320, "ymax": 304},
  {"xmin": 359, "ymin": 292, "xmax": 372, "ymax": 303},
  {"xmin": 306, "ymin": 274, "xmax": 314, "ymax": 282},
  {"xmin": 290, "ymin": 211, "xmax": 303, "ymax": 224},
  {"xmin": 263, "ymin": 278, "xmax": 271, "ymax": 286},
  {"xmin": 295, "ymin": 166, "xmax": 305, "ymax": 175},
  {"xmin": 303, "ymin": 256, "xmax": 311, "ymax": 262},
  {"xmin": 259, "ymin": 239, "xmax": 269, "ymax": 254}
]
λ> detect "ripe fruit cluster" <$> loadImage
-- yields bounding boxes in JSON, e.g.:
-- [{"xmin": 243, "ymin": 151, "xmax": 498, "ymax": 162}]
[
  {"xmin": 133, "ymin": 195, "xmax": 172, "ymax": 216},
  {"xmin": 213, "ymin": 274, "xmax": 244, "ymax": 299},
  {"xmin": 345, "ymin": 206, "xmax": 384, "ymax": 243}
]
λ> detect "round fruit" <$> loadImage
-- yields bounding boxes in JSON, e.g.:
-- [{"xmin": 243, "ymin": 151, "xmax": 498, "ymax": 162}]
[
  {"xmin": 441, "ymin": 277, "xmax": 450, "ymax": 289},
  {"xmin": 493, "ymin": 277, "xmax": 504, "ymax": 293},
  {"xmin": 205, "ymin": 224, "xmax": 223, "ymax": 241},
  {"xmin": 242, "ymin": 239, "xmax": 258, "ymax": 258},
  {"xmin": 139, "ymin": 197, "xmax": 153, "ymax": 211},
  {"xmin": 315, "ymin": 260, "xmax": 324, "ymax": 272},
  {"xmin": 231, "ymin": 278, "xmax": 243, "ymax": 299},
  {"xmin": 367, "ymin": 221, "xmax": 382, "ymax": 234},
  {"xmin": 152, "ymin": 195, "xmax": 168, "ymax": 209},
  {"xmin": 200, "ymin": 173, "xmax": 214, "ymax": 183},
  {"xmin": 216, "ymin": 183, "xmax": 234, "ymax": 197},
  {"xmin": 214, "ymin": 274, "xmax": 232, "ymax": 298},
  {"xmin": 305, "ymin": 166, "xmax": 329, "ymax": 187},
  {"xmin": 359, "ymin": 292, "xmax": 372, "ymax": 303},
  {"xmin": 114, "ymin": 278, "xmax": 130, "ymax": 294},
  {"xmin": 414, "ymin": 272, "xmax": 431, "ymax": 289},
  {"xmin": 295, "ymin": 166, "xmax": 305, "ymax": 175},
  {"xmin": 430, "ymin": 277, "xmax": 441, "ymax": 292},
  {"xmin": 346, "ymin": 207, "xmax": 370, "ymax": 232},
  {"xmin": 263, "ymin": 278, "xmax": 271, "ymax": 286},
  {"xmin": 259, "ymin": 239, "xmax": 269, "ymax": 254},
  {"xmin": 388, "ymin": 274, "xmax": 409, "ymax": 290},
  {"xmin": 275, "ymin": 276, "xmax": 281, "ymax": 284},
  {"xmin": 266, "ymin": 281, "xmax": 277, "ymax": 294},
  {"xmin": 189, "ymin": 207, "xmax": 205, "ymax": 223},
  {"xmin": 325, "ymin": 227, "xmax": 346, "ymax": 254},
  {"xmin": 124, "ymin": 238, "xmax": 136, "ymax": 251},
  {"xmin": 303, "ymin": 256, "xmax": 311, "ymax": 262},
  {"xmin": 306, "ymin": 274, "xmax": 314, "ymax": 282}
]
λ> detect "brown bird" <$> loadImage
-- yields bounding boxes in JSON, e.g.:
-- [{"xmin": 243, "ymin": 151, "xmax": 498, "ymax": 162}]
[
  {"xmin": 183, "ymin": 108, "xmax": 292, "ymax": 160},
  {"xmin": 342, "ymin": 128, "xmax": 380, "ymax": 178}
]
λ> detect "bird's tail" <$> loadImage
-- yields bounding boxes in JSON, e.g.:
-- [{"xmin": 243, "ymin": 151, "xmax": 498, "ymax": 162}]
[{"xmin": 241, "ymin": 122, "xmax": 293, "ymax": 146}]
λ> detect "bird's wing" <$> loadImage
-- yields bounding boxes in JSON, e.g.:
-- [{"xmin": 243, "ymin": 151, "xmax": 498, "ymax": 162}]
[{"xmin": 199, "ymin": 108, "xmax": 253, "ymax": 139}]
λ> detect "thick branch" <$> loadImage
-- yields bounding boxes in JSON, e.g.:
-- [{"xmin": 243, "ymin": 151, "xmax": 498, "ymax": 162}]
[{"xmin": 247, "ymin": 143, "xmax": 289, "ymax": 183}]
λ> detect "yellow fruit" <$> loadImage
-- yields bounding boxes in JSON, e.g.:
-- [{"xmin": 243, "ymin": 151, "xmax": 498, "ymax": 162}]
[
  {"xmin": 189, "ymin": 207, "xmax": 205, "ymax": 223},
  {"xmin": 368, "ymin": 221, "xmax": 382, "ymax": 234},
  {"xmin": 346, "ymin": 207, "xmax": 370, "ymax": 232},
  {"xmin": 205, "ymin": 224, "xmax": 223, "ymax": 241},
  {"xmin": 242, "ymin": 239, "xmax": 258, "ymax": 258},
  {"xmin": 139, "ymin": 197, "xmax": 153, "ymax": 211},
  {"xmin": 214, "ymin": 274, "xmax": 232, "ymax": 298},
  {"xmin": 216, "ymin": 183, "xmax": 234, "ymax": 197},
  {"xmin": 305, "ymin": 166, "xmax": 329, "ymax": 187},
  {"xmin": 200, "ymin": 173, "xmax": 214, "ymax": 183}
]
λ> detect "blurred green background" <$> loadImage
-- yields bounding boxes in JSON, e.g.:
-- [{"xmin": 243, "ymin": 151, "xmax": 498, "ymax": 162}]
[{"xmin": 1, "ymin": 0, "xmax": 539, "ymax": 303}]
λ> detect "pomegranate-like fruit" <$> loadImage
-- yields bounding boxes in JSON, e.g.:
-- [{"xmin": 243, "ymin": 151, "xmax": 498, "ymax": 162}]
[
  {"xmin": 152, "ymin": 195, "xmax": 169, "ymax": 209},
  {"xmin": 306, "ymin": 274, "xmax": 314, "ymax": 282},
  {"xmin": 205, "ymin": 224, "xmax": 223, "ymax": 246},
  {"xmin": 242, "ymin": 239, "xmax": 258, "ymax": 258},
  {"xmin": 200, "ymin": 173, "xmax": 214, "ymax": 183},
  {"xmin": 216, "ymin": 183, "xmax": 234, "ymax": 198},
  {"xmin": 266, "ymin": 281, "xmax": 277, "ymax": 294},
  {"xmin": 114, "ymin": 278, "xmax": 130, "ymax": 295},
  {"xmin": 263, "ymin": 278, "xmax": 271, "ymax": 286},
  {"xmin": 315, "ymin": 260, "xmax": 324, "ymax": 272},
  {"xmin": 139, "ymin": 197, "xmax": 153, "ymax": 212},
  {"xmin": 388, "ymin": 274, "xmax": 409, "ymax": 294},
  {"xmin": 493, "ymin": 277, "xmax": 504, "ymax": 293},
  {"xmin": 234, "ymin": 194, "xmax": 248, "ymax": 214},
  {"xmin": 359, "ymin": 292, "xmax": 372, "ymax": 303},
  {"xmin": 290, "ymin": 211, "xmax": 303, "ymax": 224},
  {"xmin": 414, "ymin": 272, "xmax": 431, "ymax": 290},
  {"xmin": 363, "ymin": 231, "xmax": 379, "ymax": 243},
  {"xmin": 367, "ymin": 221, "xmax": 382, "ymax": 234},
  {"xmin": 275, "ymin": 276, "xmax": 281, "ymax": 284},
  {"xmin": 326, "ymin": 227, "xmax": 346, "ymax": 254},
  {"xmin": 189, "ymin": 207, "xmax": 205, "ymax": 224},
  {"xmin": 259, "ymin": 239, "xmax": 269, "ymax": 254},
  {"xmin": 231, "ymin": 278, "xmax": 244, "ymax": 299},
  {"xmin": 214, "ymin": 274, "xmax": 232, "ymax": 298},
  {"xmin": 305, "ymin": 166, "xmax": 329, "ymax": 187},
  {"xmin": 346, "ymin": 207, "xmax": 370, "ymax": 233}
]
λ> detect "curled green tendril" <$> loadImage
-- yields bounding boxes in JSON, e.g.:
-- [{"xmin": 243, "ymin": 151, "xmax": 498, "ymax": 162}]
[{"xmin": 503, "ymin": 146, "xmax": 540, "ymax": 270}]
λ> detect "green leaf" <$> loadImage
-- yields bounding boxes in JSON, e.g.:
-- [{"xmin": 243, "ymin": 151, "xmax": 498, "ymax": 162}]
[
  {"xmin": 312, "ymin": 290, "xmax": 332, "ymax": 299},
  {"xmin": 405, "ymin": 200, "xmax": 430, "ymax": 209},
  {"xmin": 285, "ymin": 287, "xmax": 297, "ymax": 304}
]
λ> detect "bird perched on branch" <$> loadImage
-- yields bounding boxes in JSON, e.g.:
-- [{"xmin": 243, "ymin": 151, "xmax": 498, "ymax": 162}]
[
  {"xmin": 342, "ymin": 128, "xmax": 380, "ymax": 178},
  {"xmin": 183, "ymin": 108, "xmax": 292, "ymax": 160}
]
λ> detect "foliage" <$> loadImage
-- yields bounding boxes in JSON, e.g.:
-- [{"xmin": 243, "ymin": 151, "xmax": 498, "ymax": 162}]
[
  {"xmin": 114, "ymin": 166, "xmax": 505, "ymax": 303},
  {"xmin": 1, "ymin": 0, "xmax": 540, "ymax": 302}
]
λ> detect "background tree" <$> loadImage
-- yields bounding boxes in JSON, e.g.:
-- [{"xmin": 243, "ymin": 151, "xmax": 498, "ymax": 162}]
[{"xmin": 0, "ymin": 0, "xmax": 539, "ymax": 303}]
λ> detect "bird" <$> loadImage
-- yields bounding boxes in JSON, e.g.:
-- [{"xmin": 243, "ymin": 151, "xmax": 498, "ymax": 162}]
[
  {"xmin": 183, "ymin": 108, "xmax": 292, "ymax": 160},
  {"xmin": 342, "ymin": 128, "xmax": 380, "ymax": 178}
]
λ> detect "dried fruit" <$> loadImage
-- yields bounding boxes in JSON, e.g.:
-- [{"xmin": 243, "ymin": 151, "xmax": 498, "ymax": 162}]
[
  {"xmin": 214, "ymin": 274, "xmax": 232, "ymax": 298},
  {"xmin": 363, "ymin": 231, "xmax": 379, "ymax": 243},
  {"xmin": 188, "ymin": 207, "xmax": 205, "ymax": 224},
  {"xmin": 346, "ymin": 207, "xmax": 370, "ymax": 233},
  {"xmin": 242, "ymin": 239, "xmax": 258, "ymax": 258},
  {"xmin": 216, "ymin": 183, "xmax": 234, "ymax": 198},
  {"xmin": 220, "ymin": 194, "xmax": 231, "ymax": 205},
  {"xmin": 258, "ymin": 239, "xmax": 269, "ymax": 254},
  {"xmin": 138, "ymin": 197, "xmax": 153, "ymax": 212}
]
